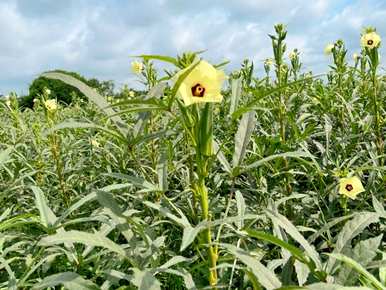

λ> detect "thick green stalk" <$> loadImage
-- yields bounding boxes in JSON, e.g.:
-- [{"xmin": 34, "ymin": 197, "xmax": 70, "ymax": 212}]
[
  {"xmin": 197, "ymin": 177, "xmax": 218, "ymax": 286},
  {"xmin": 276, "ymin": 64, "xmax": 291, "ymax": 194},
  {"xmin": 195, "ymin": 103, "xmax": 218, "ymax": 286},
  {"xmin": 46, "ymin": 115, "xmax": 68, "ymax": 206}
]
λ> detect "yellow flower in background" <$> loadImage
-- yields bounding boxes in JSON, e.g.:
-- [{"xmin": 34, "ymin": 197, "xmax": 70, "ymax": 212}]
[
  {"xmin": 131, "ymin": 61, "xmax": 143, "ymax": 74},
  {"xmin": 90, "ymin": 138, "xmax": 100, "ymax": 147},
  {"xmin": 339, "ymin": 176, "xmax": 365, "ymax": 199},
  {"xmin": 289, "ymin": 50, "xmax": 297, "ymax": 60},
  {"xmin": 45, "ymin": 88, "xmax": 51, "ymax": 95},
  {"xmin": 44, "ymin": 99, "xmax": 57, "ymax": 112},
  {"xmin": 352, "ymin": 53, "xmax": 360, "ymax": 61},
  {"xmin": 361, "ymin": 31, "xmax": 381, "ymax": 49},
  {"xmin": 324, "ymin": 43, "xmax": 334, "ymax": 55},
  {"xmin": 264, "ymin": 58, "xmax": 274, "ymax": 66},
  {"xmin": 129, "ymin": 90, "xmax": 135, "ymax": 97},
  {"xmin": 176, "ymin": 60, "xmax": 226, "ymax": 106}
]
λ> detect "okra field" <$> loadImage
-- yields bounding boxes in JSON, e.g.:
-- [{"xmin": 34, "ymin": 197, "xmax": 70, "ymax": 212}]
[{"xmin": 1, "ymin": 24, "xmax": 386, "ymax": 289}]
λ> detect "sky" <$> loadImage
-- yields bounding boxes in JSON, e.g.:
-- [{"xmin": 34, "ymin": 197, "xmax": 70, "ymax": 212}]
[{"xmin": 1, "ymin": 0, "xmax": 386, "ymax": 95}]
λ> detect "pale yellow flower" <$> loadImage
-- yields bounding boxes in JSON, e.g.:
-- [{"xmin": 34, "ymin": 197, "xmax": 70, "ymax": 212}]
[
  {"xmin": 131, "ymin": 61, "xmax": 143, "ymax": 74},
  {"xmin": 352, "ymin": 53, "xmax": 360, "ymax": 61},
  {"xmin": 90, "ymin": 139, "xmax": 100, "ymax": 147},
  {"xmin": 44, "ymin": 99, "xmax": 57, "ymax": 112},
  {"xmin": 339, "ymin": 176, "xmax": 365, "ymax": 199},
  {"xmin": 324, "ymin": 44, "xmax": 334, "ymax": 55},
  {"xmin": 45, "ymin": 88, "xmax": 51, "ymax": 95},
  {"xmin": 289, "ymin": 50, "xmax": 297, "ymax": 60},
  {"xmin": 264, "ymin": 58, "xmax": 274, "ymax": 66},
  {"xmin": 176, "ymin": 60, "xmax": 226, "ymax": 106},
  {"xmin": 361, "ymin": 31, "xmax": 381, "ymax": 49},
  {"xmin": 129, "ymin": 90, "xmax": 135, "ymax": 97}
]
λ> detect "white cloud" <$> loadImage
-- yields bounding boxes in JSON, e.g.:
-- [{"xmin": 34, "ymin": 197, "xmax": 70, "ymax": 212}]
[{"xmin": 0, "ymin": 0, "xmax": 386, "ymax": 95}]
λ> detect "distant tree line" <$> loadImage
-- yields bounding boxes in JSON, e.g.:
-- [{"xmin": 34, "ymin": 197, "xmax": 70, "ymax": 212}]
[{"xmin": 18, "ymin": 69, "xmax": 138, "ymax": 109}]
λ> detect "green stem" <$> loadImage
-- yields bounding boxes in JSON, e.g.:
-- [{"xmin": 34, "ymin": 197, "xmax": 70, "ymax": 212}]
[
  {"xmin": 197, "ymin": 177, "xmax": 218, "ymax": 287},
  {"xmin": 372, "ymin": 70, "xmax": 383, "ymax": 160},
  {"xmin": 277, "ymin": 65, "xmax": 291, "ymax": 194}
]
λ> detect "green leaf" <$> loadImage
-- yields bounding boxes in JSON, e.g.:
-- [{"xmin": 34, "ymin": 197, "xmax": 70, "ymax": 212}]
[
  {"xmin": 235, "ymin": 191, "xmax": 246, "ymax": 229},
  {"xmin": 222, "ymin": 243, "xmax": 282, "ymax": 290},
  {"xmin": 0, "ymin": 213, "xmax": 39, "ymax": 231},
  {"xmin": 245, "ymin": 151, "xmax": 314, "ymax": 170},
  {"xmin": 229, "ymin": 77, "xmax": 242, "ymax": 115},
  {"xmin": 380, "ymin": 252, "xmax": 386, "ymax": 284},
  {"xmin": 103, "ymin": 269, "xmax": 132, "ymax": 285},
  {"xmin": 41, "ymin": 71, "xmax": 128, "ymax": 135},
  {"xmin": 158, "ymin": 268, "xmax": 196, "ymax": 290},
  {"xmin": 134, "ymin": 54, "xmax": 178, "ymax": 66},
  {"xmin": 31, "ymin": 186, "xmax": 57, "ymax": 228},
  {"xmin": 294, "ymin": 260, "xmax": 309, "ymax": 286},
  {"xmin": 157, "ymin": 146, "xmax": 168, "ymax": 191},
  {"xmin": 107, "ymin": 173, "xmax": 159, "ymax": 192},
  {"xmin": 372, "ymin": 195, "xmax": 386, "ymax": 217},
  {"xmin": 156, "ymin": 256, "xmax": 190, "ymax": 271},
  {"xmin": 328, "ymin": 253, "xmax": 386, "ymax": 290},
  {"xmin": 307, "ymin": 214, "xmax": 354, "ymax": 244},
  {"xmin": 44, "ymin": 121, "xmax": 127, "ymax": 143},
  {"xmin": 180, "ymin": 225, "xmax": 201, "ymax": 251},
  {"xmin": 32, "ymin": 272, "xmax": 100, "ymax": 290},
  {"xmin": 56, "ymin": 192, "xmax": 97, "ymax": 225},
  {"xmin": 0, "ymin": 147, "xmax": 12, "ymax": 167},
  {"xmin": 232, "ymin": 111, "xmax": 256, "ymax": 168},
  {"xmin": 266, "ymin": 210, "xmax": 322, "ymax": 269},
  {"xmin": 142, "ymin": 200, "xmax": 191, "ymax": 228},
  {"xmin": 56, "ymin": 184, "xmax": 132, "ymax": 226},
  {"xmin": 213, "ymin": 139, "xmax": 232, "ymax": 174},
  {"xmin": 109, "ymin": 104, "xmax": 168, "ymax": 115},
  {"xmin": 279, "ymin": 283, "xmax": 372, "ymax": 290},
  {"xmin": 131, "ymin": 268, "xmax": 161, "ymax": 290},
  {"xmin": 131, "ymin": 129, "xmax": 173, "ymax": 147},
  {"xmin": 179, "ymin": 213, "xmax": 259, "ymax": 251},
  {"xmin": 38, "ymin": 230, "xmax": 126, "ymax": 257},
  {"xmin": 244, "ymin": 229, "xmax": 310, "ymax": 266},
  {"xmin": 18, "ymin": 253, "xmax": 62, "ymax": 285},
  {"xmin": 337, "ymin": 235, "xmax": 383, "ymax": 284},
  {"xmin": 0, "ymin": 257, "xmax": 17, "ymax": 290},
  {"xmin": 95, "ymin": 190, "xmax": 134, "ymax": 243},
  {"xmin": 327, "ymin": 212, "xmax": 379, "ymax": 273},
  {"xmin": 214, "ymin": 59, "xmax": 230, "ymax": 68},
  {"xmin": 0, "ymin": 206, "xmax": 12, "ymax": 222}
]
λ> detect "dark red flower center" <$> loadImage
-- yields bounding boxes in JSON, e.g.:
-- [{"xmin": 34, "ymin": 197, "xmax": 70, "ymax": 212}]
[
  {"xmin": 345, "ymin": 184, "xmax": 353, "ymax": 191},
  {"xmin": 367, "ymin": 39, "xmax": 374, "ymax": 45},
  {"xmin": 191, "ymin": 83, "xmax": 205, "ymax": 97}
]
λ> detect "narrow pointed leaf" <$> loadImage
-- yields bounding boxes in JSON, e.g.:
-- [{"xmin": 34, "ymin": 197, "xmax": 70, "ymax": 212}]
[
  {"xmin": 38, "ymin": 230, "xmax": 126, "ymax": 257},
  {"xmin": 31, "ymin": 186, "xmax": 57, "ymax": 228},
  {"xmin": 233, "ymin": 111, "xmax": 256, "ymax": 168},
  {"xmin": 41, "ymin": 72, "xmax": 128, "ymax": 135},
  {"xmin": 32, "ymin": 272, "xmax": 99, "ymax": 290}
]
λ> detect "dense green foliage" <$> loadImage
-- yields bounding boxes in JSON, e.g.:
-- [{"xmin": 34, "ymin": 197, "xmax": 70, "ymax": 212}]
[{"xmin": 0, "ymin": 25, "xmax": 386, "ymax": 289}]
